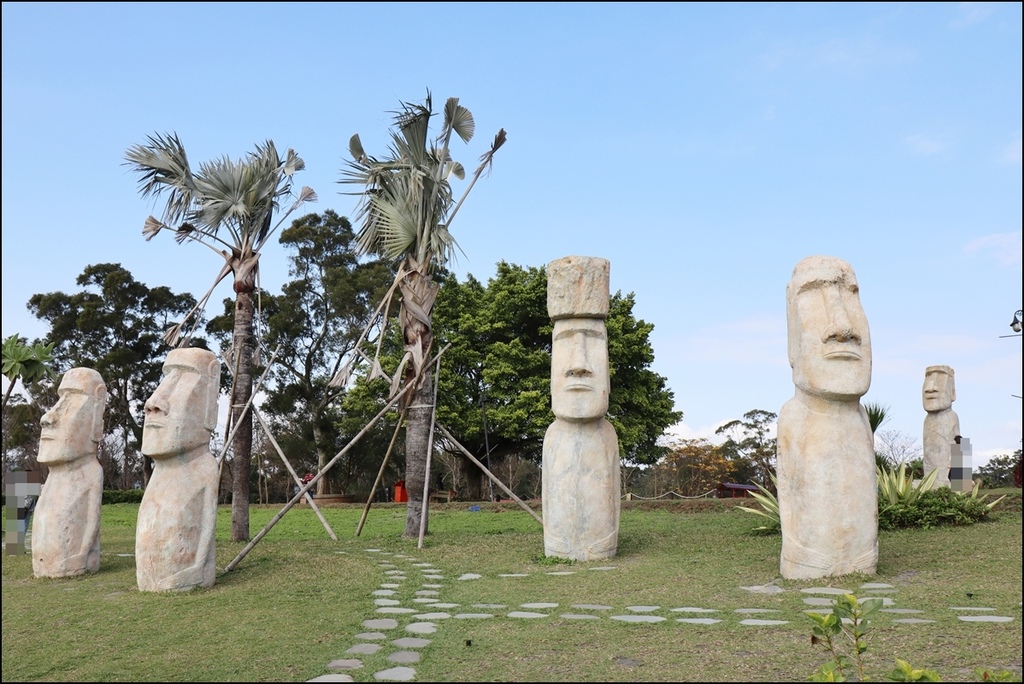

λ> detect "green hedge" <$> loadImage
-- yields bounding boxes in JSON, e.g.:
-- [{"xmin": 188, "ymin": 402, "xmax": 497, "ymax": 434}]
[{"xmin": 101, "ymin": 490, "xmax": 145, "ymax": 505}]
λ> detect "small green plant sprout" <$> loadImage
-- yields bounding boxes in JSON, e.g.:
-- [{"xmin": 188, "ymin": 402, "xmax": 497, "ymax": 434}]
[
  {"xmin": 887, "ymin": 658, "xmax": 941, "ymax": 682},
  {"xmin": 736, "ymin": 473, "xmax": 780, "ymax": 534},
  {"xmin": 972, "ymin": 667, "xmax": 1020, "ymax": 682},
  {"xmin": 876, "ymin": 462, "xmax": 940, "ymax": 506},
  {"xmin": 808, "ymin": 593, "xmax": 882, "ymax": 681}
]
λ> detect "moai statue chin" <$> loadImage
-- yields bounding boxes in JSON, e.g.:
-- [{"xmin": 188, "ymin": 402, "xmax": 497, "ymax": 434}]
[
  {"xmin": 777, "ymin": 255, "xmax": 878, "ymax": 579},
  {"xmin": 542, "ymin": 256, "xmax": 620, "ymax": 561},
  {"xmin": 32, "ymin": 368, "xmax": 106, "ymax": 578},
  {"xmin": 921, "ymin": 365, "xmax": 959, "ymax": 489},
  {"xmin": 136, "ymin": 348, "xmax": 220, "ymax": 592}
]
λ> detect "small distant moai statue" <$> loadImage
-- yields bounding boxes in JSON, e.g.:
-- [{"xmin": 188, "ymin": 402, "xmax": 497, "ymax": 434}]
[
  {"xmin": 136, "ymin": 348, "xmax": 220, "ymax": 592},
  {"xmin": 542, "ymin": 255, "xmax": 620, "ymax": 561},
  {"xmin": 777, "ymin": 255, "xmax": 878, "ymax": 579},
  {"xmin": 921, "ymin": 365, "xmax": 960, "ymax": 489},
  {"xmin": 31, "ymin": 368, "xmax": 106, "ymax": 577}
]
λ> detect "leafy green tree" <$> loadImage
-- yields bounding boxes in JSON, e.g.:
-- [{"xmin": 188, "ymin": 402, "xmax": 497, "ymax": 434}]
[
  {"xmin": 208, "ymin": 211, "xmax": 395, "ymax": 496},
  {"xmin": 430, "ymin": 262, "xmax": 681, "ymax": 499},
  {"xmin": 341, "ymin": 92, "xmax": 506, "ymax": 536},
  {"xmin": 716, "ymin": 409, "xmax": 777, "ymax": 488},
  {"xmin": 125, "ymin": 133, "xmax": 315, "ymax": 541},
  {"xmin": 27, "ymin": 263, "xmax": 201, "ymax": 488},
  {"xmin": 976, "ymin": 450, "xmax": 1022, "ymax": 488}
]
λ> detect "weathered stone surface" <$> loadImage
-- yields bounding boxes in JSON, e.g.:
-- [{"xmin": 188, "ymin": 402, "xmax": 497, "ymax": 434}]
[
  {"xmin": 326, "ymin": 659, "xmax": 363, "ymax": 671},
  {"xmin": 136, "ymin": 349, "xmax": 220, "ymax": 593},
  {"xmin": 778, "ymin": 256, "xmax": 878, "ymax": 579},
  {"xmin": 546, "ymin": 255, "xmax": 610, "ymax": 320},
  {"xmin": 373, "ymin": 667, "xmax": 416, "ymax": 682},
  {"xmin": 32, "ymin": 368, "xmax": 106, "ymax": 578},
  {"xmin": 922, "ymin": 365, "xmax": 959, "ymax": 489}
]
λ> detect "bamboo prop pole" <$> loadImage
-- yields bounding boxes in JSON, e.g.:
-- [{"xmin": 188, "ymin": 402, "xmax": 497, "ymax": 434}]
[
  {"xmin": 253, "ymin": 407, "xmax": 337, "ymax": 541},
  {"xmin": 436, "ymin": 424, "xmax": 544, "ymax": 526},
  {"xmin": 216, "ymin": 344, "xmax": 281, "ymax": 471},
  {"xmin": 416, "ymin": 353, "xmax": 444, "ymax": 549},
  {"xmin": 355, "ymin": 409, "xmax": 406, "ymax": 537},
  {"xmin": 224, "ymin": 344, "xmax": 450, "ymax": 573}
]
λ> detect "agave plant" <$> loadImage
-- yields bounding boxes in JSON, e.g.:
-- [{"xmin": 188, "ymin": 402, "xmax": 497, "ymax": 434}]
[
  {"xmin": 965, "ymin": 480, "xmax": 1008, "ymax": 511},
  {"xmin": 736, "ymin": 473, "xmax": 780, "ymax": 534},
  {"xmin": 876, "ymin": 462, "xmax": 940, "ymax": 506}
]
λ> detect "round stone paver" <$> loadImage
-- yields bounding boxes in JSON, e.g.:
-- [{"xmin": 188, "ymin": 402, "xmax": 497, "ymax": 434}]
[
  {"xmin": 458, "ymin": 573, "xmax": 482, "ymax": 580},
  {"xmin": 671, "ymin": 607, "xmax": 719, "ymax": 613},
  {"xmin": 958, "ymin": 615, "xmax": 1014, "ymax": 622},
  {"xmin": 678, "ymin": 618, "xmax": 722, "ymax": 625},
  {"xmin": 626, "ymin": 605, "xmax": 661, "ymax": 613},
  {"xmin": 571, "ymin": 604, "xmax": 612, "ymax": 611},
  {"xmin": 388, "ymin": 651, "xmax": 421, "ymax": 664},
  {"xmin": 454, "ymin": 613, "xmax": 495, "ymax": 619},
  {"xmin": 734, "ymin": 608, "xmax": 781, "ymax": 614},
  {"xmin": 354, "ymin": 632, "xmax": 388, "ymax": 641},
  {"xmin": 412, "ymin": 598, "xmax": 440, "ymax": 604},
  {"xmin": 308, "ymin": 675, "xmax": 355, "ymax": 682},
  {"xmin": 473, "ymin": 603, "xmax": 506, "ymax": 609},
  {"xmin": 374, "ymin": 599, "xmax": 401, "ymax": 606},
  {"xmin": 405, "ymin": 622, "xmax": 438, "ymax": 634},
  {"xmin": 561, "ymin": 613, "xmax": 601, "ymax": 620},
  {"xmin": 415, "ymin": 590, "xmax": 440, "ymax": 596},
  {"xmin": 346, "ymin": 643, "xmax": 382, "ymax": 655},
  {"xmin": 589, "ymin": 566, "xmax": 618, "ymax": 571},
  {"xmin": 326, "ymin": 659, "xmax": 363, "ymax": 671},
  {"xmin": 392, "ymin": 637, "xmax": 432, "ymax": 648},
  {"xmin": 362, "ymin": 619, "xmax": 399, "ymax": 630},
  {"xmin": 376, "ymin": 607, "xmax": 418, "ymax": 614},
  {"xmin": 508, "ymin": 611, "xmax": 549, "ymax": 618},
  {"xmin": 801, "ymin": 587, "xmax": 850, "ymax": 595},
  {"xmin": 430, "ymin": 603, "xmax": 460, "ymax": 609},
  {"xmin": 546, "ymin": 571, "xmax": 576, "ymax": 576},
  {"xmin": 740, "ymin": 619, "xmax": 789, "ymax": 626},
  {"xmin": 373, "ymin": 589, "xmax": 397, "ymax": 596},
  {"xmin": 611, "ymin": 615, "xmax": 666, "ymax": 623},
  {"xmin": 804, "ymin": 597, "xmax": 837, "ymax": 606},
  {"xmin": 859, "ymin": 583, "xmax": 894, "ymax": 589},
  {"xmin": 951, "ymin": 606, "xmax": 996, "ymax": 611},
  {"xmin": 881, "ymin": 609, "xmax": 925, "ymax": 614},
  {"xmin": 417, "ymin": 612, "xmax": 452, "ymax": 620},
  {"xmin": 373, "ymin": 666, "xmax": 417, "ymax": 681}
]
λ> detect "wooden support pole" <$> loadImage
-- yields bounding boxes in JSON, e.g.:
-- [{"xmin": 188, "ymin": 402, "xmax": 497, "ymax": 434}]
[
  {"xmin": 436, "ymin": 424, "xmax": 544, "ymax": 526},
  {"xmin": 355, "ymin": 409, "xmax": 406, "ymax": 537}
]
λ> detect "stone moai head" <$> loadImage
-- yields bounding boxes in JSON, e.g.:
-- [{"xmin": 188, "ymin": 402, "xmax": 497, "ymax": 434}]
[
  {"xmin": 547, "ymin": 256, "xmax": 611, "ymax": 422},
  {"xmin": 38, "ymin": 368, "xmax": 107, "ymax": 466},
  {"xmin": 786, "ymin": 255, "xmax": 872, "ymax": 401},
  {"xmin": 923, "ymin": 365, "xmax": 955, "ymax": 413},
  {"xmin": 142, "ymin": 348, "xmax": 220, "ymax": 459}
]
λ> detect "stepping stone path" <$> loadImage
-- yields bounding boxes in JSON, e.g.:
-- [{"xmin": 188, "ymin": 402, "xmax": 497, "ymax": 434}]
[{"xmin": 309, "ymin": 556, "xmax": 1018, "ymax": 681}]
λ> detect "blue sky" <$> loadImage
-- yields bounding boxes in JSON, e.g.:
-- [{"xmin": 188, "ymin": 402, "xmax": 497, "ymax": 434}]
[{"xmin": 3, "ymin": 2, "xmax": 1021, "ymax": 468}]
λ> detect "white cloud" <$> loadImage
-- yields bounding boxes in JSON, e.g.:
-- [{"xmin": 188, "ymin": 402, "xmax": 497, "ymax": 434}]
[
  {"xmin": 950, "ymin": 2, "xmax": 996, "ymax": 30},
  {"xmin": 964, "ymin": 232, "xmax": 1023, "ymax": 266},
  {"xmin": 903, "ymin": 133, "xmax": 948, "ymax": 156},
  {"xmin": 1002, "ymin": 131, "xmax": 1022, "ymax": 164}
]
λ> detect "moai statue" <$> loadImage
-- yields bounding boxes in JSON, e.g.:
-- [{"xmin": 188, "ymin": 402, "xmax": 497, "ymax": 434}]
[
  {"xmin": 136, "ymin": 348, "xmax": 220, "ymax": 592},
  {"xmin": 777, "ymin": 256, "xmax": 878, "ymax": 579},
  {"xmin": 542, "ymin": 256, "xmax": 620, "ymax": 561},
  {"xmin": 921, "ymin": 365, "xmax": 960, "ymax": 489},
  {"xmin": 32, "ymin": 368, "xmax": 106, "ymax": 577}
]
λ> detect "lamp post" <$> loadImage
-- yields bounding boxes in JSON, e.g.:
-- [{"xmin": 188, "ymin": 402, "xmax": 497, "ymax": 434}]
[{"xmin": 1011, "ymin": 310, "xmax": 1022, "ymax": 334}]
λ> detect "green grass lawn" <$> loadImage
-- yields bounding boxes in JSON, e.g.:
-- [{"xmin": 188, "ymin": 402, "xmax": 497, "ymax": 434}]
[{"xmin": 2, "ymin": 498, "xmax": 1021, "ymax": 682}]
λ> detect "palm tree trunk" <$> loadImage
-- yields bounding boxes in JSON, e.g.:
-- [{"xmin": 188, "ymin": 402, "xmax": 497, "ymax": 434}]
[
  {"xmin": 403, "ymin": 374, "xmax": 433, "ymax": 537},
  {"xmin": 230, "ymin": 289, "xmax": 255, "ymax": 542}
]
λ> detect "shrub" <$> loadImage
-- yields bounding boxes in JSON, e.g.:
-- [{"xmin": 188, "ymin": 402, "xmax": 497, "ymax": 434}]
[
  {"xmin": 878, "ymin": 487, "xmax": 995, "ymax": 530},
  {"xmin": 102, "ymin": 489, "xmax": 145, "ymax": 505}
]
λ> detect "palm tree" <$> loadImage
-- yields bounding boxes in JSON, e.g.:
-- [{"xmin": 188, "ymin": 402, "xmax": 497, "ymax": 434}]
[
  {"xmin": 124, "ymin": 133, "xmax": 315, "ymax": 541},
  {"xmin": 340, "ymin": 92, "xmax": 505, "ymax": 537}
]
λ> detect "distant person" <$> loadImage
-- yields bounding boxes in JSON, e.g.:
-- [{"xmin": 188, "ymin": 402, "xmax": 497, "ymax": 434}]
[{"xmin": 5, "ymin": 469, "xmax": 42, "ymax": 555}]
